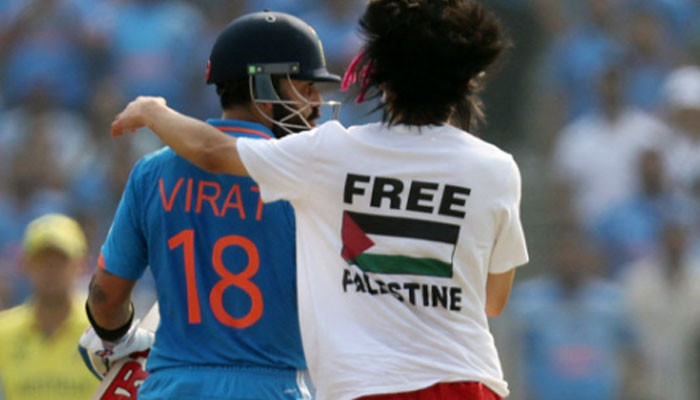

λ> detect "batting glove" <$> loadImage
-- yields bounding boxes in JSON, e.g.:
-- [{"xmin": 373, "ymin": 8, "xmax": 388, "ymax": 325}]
[{"xmin": 78, "ymin": 320, "xmax": 155, "ymax": 380}]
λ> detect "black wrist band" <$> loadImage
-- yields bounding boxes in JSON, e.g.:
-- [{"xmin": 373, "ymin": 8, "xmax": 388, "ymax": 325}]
[{"xmin": 85, "ymin": 302, "xmax": 134, "ymax": 342}]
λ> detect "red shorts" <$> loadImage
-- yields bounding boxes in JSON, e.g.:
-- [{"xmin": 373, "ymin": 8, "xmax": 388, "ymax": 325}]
[{"xmin": 356, "ymin": 381, "xmax": 503, "ymax": 400}]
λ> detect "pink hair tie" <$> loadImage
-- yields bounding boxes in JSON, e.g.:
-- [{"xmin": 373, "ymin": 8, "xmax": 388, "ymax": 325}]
[
  {"xmin": 341, "ymin": 49, "xmax": 374, "ymax": 104},
  {"xmin": 341, "ymin": 49, "xmax": 365, "ymax": 91}
]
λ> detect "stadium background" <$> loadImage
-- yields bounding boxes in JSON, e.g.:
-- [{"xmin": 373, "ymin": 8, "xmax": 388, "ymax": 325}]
[{"xmin": 0, "ymin": 0, "xmax": 699, "ymax": 398}]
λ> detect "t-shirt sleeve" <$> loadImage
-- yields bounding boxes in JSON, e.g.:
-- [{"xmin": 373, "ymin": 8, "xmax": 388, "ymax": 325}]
[
  {"xmin": 237, "ymin": 127, "xmax": 321, "ymax": 203},
  {"xmin": 488, "ymin": 156, "xmax": 529, "ymax": 274},
  {"xmin": 99, "ymin": 160, "xmax": 148, "ymax": 281}
]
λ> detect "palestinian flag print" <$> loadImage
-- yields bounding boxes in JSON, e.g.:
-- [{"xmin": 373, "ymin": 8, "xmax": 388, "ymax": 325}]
[{"xmin": 341, "ymin": 211, "xmax": 460, "ymax": 277}]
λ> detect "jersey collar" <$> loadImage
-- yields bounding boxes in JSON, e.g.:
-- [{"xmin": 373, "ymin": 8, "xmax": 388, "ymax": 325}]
[{"xmin": 206, "ymin": 119, "xmax": 274, "ymax": 140}]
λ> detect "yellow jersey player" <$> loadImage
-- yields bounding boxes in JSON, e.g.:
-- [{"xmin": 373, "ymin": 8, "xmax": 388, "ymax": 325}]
[{"xmin": 0, "ymin": 214, "xmax": 99, "ymax": 400}]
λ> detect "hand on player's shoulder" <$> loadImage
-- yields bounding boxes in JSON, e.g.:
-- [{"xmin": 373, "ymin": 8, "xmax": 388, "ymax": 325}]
[{"xmin": 111, "ymin": 96, "xmax": 167, "ymax": 138}]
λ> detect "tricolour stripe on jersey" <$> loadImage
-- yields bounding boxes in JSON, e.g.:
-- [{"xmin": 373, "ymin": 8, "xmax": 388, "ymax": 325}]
[{"xmin": 216, "ymin": 126, "xmax": 272, "ymax": 140}]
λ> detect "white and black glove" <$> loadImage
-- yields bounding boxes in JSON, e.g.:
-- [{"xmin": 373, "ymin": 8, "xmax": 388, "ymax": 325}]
[{"xmin": 78, "ymin": 304, "xmax": 154, "ymax": 380}]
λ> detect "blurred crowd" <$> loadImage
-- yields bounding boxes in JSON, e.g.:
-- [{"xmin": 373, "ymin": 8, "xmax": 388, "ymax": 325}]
[
  {"xmin": 489, "ymin": 1, "xmax": 700, "ymax": 399},
  {"xmin": 0, "ymin": 0, "xmax": 699, "ymax": 399}
]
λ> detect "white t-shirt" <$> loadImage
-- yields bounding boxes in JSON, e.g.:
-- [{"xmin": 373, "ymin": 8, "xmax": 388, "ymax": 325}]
[{"xmin": 238, "ymin": 121, "xmax": 529, "ymax": 400}]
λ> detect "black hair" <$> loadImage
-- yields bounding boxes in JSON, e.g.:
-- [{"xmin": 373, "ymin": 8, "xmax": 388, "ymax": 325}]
[
  {"xmin": 216, "ymin": 76, "xmax": 286, "ymax": 110},
  {"xmin": 216, "ymin": 79, "xmax": 252, "ymax": 109},
  {"xmin": 354, "ymin": 0, "xmax": 510, "ymax": 130}
]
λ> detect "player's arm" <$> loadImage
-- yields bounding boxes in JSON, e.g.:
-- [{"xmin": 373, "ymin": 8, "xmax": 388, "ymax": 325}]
[
  {"xmin": 111, "ymin": 96, "xmax": 248, "ymax": 176},
  {"xmin": 87, "ymin": 268, "xmax": 136, "ymax": 331},
  {"xmin": 485, "ymin": 269, "xmax": 516, "ymax": 317},
  {"xmin": 80, "ymin": 268, "xmax": 154, "ymax": 380}
]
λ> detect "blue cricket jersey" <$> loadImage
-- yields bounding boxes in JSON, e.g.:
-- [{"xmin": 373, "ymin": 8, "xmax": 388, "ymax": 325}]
[{"xmin": 100, "ymin": 119, "xmax": 305, "ymax": 372}]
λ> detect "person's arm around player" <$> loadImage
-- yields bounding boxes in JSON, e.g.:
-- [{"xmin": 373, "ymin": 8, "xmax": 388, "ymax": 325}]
[
  {"xmin": 112, "ymin": 96, "xmax": 247, "ymax": 176},
  {"xmin": 111, "ymin": 96, "xmax": 519, "ymax": 319}
]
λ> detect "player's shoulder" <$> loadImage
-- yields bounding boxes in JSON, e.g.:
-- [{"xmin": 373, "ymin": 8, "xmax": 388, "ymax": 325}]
[
  {"xmin": 137, "ymin": 146, "xmax": 175, "ymax": 167},
  {"xmin": 128, "ymin": 146, "xmax": 176, "ymax": 179}
]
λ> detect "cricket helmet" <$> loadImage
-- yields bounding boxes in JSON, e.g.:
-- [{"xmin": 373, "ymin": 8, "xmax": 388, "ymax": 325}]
[
  {"xmin": 207, "ymin": 11, "xmax": 341, "ymax": 85},
  {"xmin": 206, "ymin": 11, "xmax": 342, "ymax": 137}
]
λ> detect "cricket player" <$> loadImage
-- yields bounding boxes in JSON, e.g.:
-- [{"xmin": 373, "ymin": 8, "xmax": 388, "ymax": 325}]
[
  {"xmin": 0, "ymin": 214, "xmax": 99, "ymax": 400},
  {"xmin": 110, "ymin": 1, "xmax": 528, "ymax": 399},
  {"xmin": 78, "ymin": 11, "xmax": 341, "ymax": 400}
]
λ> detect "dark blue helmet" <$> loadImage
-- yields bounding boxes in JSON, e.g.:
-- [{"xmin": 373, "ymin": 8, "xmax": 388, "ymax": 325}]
[{"xmin": 206, "ymin": 11, "xmax": 341, "ymax": 85}]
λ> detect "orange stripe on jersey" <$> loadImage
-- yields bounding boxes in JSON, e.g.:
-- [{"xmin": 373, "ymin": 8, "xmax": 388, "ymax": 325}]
[
  {"xmin": 216, "ymin": 126, "xmax": 272, "ymax": 139},
  {"xmin": 98, "ymin": 253, "xmax": 107, "ymax": 269}
]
